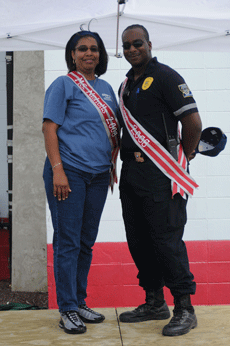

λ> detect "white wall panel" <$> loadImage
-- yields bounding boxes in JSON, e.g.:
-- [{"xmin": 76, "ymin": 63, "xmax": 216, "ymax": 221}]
[
  {"xmin": 207, "ymin": 112, "xmax": 230, "ymax": 132},
  {"xmin": 207, "ymin": 155, "xmax": 230, "ymax": 176},
  {"xmin": 102, "ymin": 69, "xmax": 123, "ymax": 96},
  {"xmin": 120, "ymin": 56, "xmax": 131, "ymax": 70},
  {"xmin": 176, "ymin": 69, "xmax": 206, "ymax": 91},
  {"xmin": 207, "ymin": 198, "xmax": 230, "ymax": 219},
  {"xmin": 0, "ymin": 116, "xmax": 7, "ymax": 132},
  {"xmin": 162, "ymin": 51, "xmax": 205, "ymax": 69},
  {"xmin": 187, "ymin": 198, "xmax": 207, "ymax": 220},
  {"xmin": 0, "ymin": 76, "xmax": 5, "ymax": 89},
  {"xmin": 191, "ymin": 177, "xmax": 207, "ymax": 198},
  {"xmin": 184, "ymin": 219, "xmax": 208, "ymax": 241},
  {"xmin": 44, "ymin": 50, "xmax": 66, "ymax": 71},
  {"xmin": 205, "ymin": 53, "xmax": 230, "ymax": 69},
  {"xmin": 96, "ymin": 220, "xmax": 126, "ymax": 243},
  {"xmin": 45, "ymin": 70, "xmax": 67, "ymax": 90},
  {"xmin": 206, "ymin": 69, "xmax": 230, "ymax": 90},
  {"xmin": 206, "ymin": 90, "xmax": 230, "ymax": 112},
  {"xmin": 0, "ymin": 133, "xmax": 7, "ymax": 162},
  {"xmin": 190, "ymin": 155, "xmax": 207, "ymax": 177},
  {"xmin": 207, "ymin": 176, "xmax": 230, "ymax": 197},
  {"xmin": 107, "ymin": 52, "xmax": 121, "ymax": 70},
  {"xmin": 0, "ymin": 103, "xmax": 6, "ymax": 116},
  {"xmin": 208, "ymin": 219, "xmax": 230, "ymax": 240},
  {"xmin": 100, "ymin": 199, "xmax": 123, "ymax": 221},
  {"xmin": 0, "ymin": 90, "xmax": 6, "ymax": 104}
]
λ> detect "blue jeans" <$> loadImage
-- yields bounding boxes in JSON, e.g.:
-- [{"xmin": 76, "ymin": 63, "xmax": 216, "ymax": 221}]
[{"xmin": 43, "ymin": 158, "xmax": 110, "ymax": 312}]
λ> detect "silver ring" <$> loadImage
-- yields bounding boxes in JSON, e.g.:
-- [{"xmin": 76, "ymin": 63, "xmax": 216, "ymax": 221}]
[{"xmin": 136, "ymin": 155, "xmax": 139, "ymax": 158}]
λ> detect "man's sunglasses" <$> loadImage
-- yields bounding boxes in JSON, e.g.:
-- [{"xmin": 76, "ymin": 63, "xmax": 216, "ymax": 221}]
[{"xmin": 122, "ymin": 40, "xmax": 144, "ymax": 50}]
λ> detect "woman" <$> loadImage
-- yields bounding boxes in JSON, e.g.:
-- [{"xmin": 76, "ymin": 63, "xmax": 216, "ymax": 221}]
[{"xmin": 42, "ymin": 31, "xmax": 120, "ymax": 334}]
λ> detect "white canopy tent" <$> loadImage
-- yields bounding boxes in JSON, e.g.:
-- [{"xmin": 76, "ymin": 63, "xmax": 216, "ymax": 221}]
[{"xmin": 0, "ymin": 0, "xmax": 230, "ymax": 54}]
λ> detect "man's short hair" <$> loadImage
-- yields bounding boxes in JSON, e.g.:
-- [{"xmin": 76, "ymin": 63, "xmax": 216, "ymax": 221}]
[{"xmin": 122, "ymin": 24, "xmax": 150, "ymax": 42}]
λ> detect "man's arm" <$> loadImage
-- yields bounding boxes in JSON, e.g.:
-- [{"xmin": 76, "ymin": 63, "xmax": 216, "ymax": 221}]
[{"xmin": 180, "ymin": 112, "xmax": 202, "ymax": 161}]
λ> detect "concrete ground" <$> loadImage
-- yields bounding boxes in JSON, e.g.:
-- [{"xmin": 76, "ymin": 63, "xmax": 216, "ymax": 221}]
[{"xmin": 0, "ymin": 306, "xmax": 230, "ymax": 345}]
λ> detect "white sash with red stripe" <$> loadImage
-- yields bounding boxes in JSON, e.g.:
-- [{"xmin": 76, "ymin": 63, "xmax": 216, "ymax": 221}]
[
  {"xmin": 67, "ymin": 71, "xmax": 120, "ymax": 190},
  {"xmin": 120, "ymin": 78, "xmax": 198, "ymax": 198}
]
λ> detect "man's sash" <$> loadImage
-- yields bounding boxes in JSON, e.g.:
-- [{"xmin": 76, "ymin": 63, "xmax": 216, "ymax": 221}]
[
  {"xmin": 120, "ymin": 78, "xmax": 198, "ymax": 197},
  {"xmin": 67, "ymin": 71, "xmax": 120, "ymax": 190}
]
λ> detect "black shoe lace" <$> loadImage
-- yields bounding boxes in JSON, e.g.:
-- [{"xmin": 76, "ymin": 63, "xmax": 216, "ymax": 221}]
[
  {"xmin": 79, "ymin": 305, "xmax": 95, "ymax": 313},
  {"xmin": 170, "ymin": 309, "xmax": 184, "ymax": 324},
  {"xmin": 134, "ymin": 303, "xmax": 151, "ymax": 312},
  {"xmin": 79, "ymin": 304, "xmax": 100, "ymax": 316},
  {"xmin": 67, "ymin": 311, "xmax": 82, "ymax": 324}
]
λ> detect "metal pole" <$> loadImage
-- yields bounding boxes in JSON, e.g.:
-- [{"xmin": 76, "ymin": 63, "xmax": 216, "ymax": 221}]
[
  {"xmin": 115, "ymin": 1, "xmax": 121, "ymax": 58},
  {"xmin": 115, "ymin": 0, "xmax": 127, "ymax": 58}
]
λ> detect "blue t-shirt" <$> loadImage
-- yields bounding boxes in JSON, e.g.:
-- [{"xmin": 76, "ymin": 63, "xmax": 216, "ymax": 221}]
[{"xmin": 43, "ymin": 75, "xmax": 120, "ymax": 173}]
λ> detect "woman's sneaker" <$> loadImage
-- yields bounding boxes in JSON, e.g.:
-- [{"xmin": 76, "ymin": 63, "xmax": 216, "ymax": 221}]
[
  {"xmin": 59, "ymin": 311, "xmax": 87, "ymax": 334},
  {"xmin": 78, "ymin": 304, "xmax": 105, "ymax": 323}
]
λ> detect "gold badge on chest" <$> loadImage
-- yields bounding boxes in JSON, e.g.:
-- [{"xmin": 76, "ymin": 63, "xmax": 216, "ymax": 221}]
[{"xmin": 142, "ymin": 77, "xmax": 154, "ymax": 90}]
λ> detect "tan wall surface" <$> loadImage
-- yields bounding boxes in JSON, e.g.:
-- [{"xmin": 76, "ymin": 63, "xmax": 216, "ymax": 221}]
[{"xmin": 12, "ymin": 51, "xmax": 47, "ymax": 292}]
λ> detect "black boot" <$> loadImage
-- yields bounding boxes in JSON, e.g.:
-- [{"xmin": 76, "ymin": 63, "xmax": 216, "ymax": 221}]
[
  {"xmin": 119, "ymin": 288, "xmax": 170, "ymax": 323},
  {"xmin": 162, "ymin": 295, "xmax": 197, "ymax": 336}
]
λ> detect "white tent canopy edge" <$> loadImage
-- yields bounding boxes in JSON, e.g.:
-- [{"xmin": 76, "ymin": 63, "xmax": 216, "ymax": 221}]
[{"xmin": 0, "ymin": 0, "xmax": 230, "ymax": 53}]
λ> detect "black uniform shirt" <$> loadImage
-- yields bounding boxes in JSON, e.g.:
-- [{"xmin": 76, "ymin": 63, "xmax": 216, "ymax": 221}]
[{"xmin": 119, "ymin": 57, "xmax": 198, "ymax": 198}]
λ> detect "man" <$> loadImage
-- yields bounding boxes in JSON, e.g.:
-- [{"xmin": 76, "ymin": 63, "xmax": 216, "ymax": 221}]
[{"xmin": 118, "ymin": 24, "xmax": 202, "ymax": 337}]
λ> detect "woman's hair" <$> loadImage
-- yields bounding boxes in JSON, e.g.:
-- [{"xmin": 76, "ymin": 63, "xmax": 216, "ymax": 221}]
[{"xmin": 65, "ymin": 31, "xmax": 108, "ymax": 76}]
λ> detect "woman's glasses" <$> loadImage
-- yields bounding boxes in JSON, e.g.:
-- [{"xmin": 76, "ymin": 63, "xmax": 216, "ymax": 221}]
[
  {"xmin": 122, "ymin": 40, "xmax": 144, "ymax": 50},
  {"xmin": 75, "ymin": 46, "xmax": 99, "ymax": 53}
]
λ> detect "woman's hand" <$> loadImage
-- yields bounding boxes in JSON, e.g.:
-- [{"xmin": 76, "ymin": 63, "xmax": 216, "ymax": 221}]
[
  {"xmin": 53, "ymin": 167, "xmax": 71, "ymax": 201},
  {"xmin": 42, "ymin": 120, "xmax": 71, "ymax": 201}
]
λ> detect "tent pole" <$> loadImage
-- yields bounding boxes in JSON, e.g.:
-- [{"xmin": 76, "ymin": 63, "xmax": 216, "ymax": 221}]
[
  {"xmin": 115, "ymin": 0, "xmax": 127, "ymax": 58},
  {"xmin": 115, "ymin": 1, "xmax": 121, "ymax": 58}
]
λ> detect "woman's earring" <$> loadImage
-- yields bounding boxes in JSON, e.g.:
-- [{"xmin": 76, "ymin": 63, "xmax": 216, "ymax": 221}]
[{"xmin": 73, "ymin": 59, "xmax": 76, "ymax": 64}]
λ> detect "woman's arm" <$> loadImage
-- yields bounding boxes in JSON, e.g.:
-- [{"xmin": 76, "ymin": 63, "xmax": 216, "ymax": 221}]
[{"xmin": 42, "ymin": 119, "xmax": 71, "ymax": 200}]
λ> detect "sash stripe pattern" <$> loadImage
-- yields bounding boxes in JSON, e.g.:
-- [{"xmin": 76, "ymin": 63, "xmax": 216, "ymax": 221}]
[
  {"xmin": 120, "ymin": 78, "xmax": 198, "ymax": 197},
  {"xmin": 67, "ymin": 71, "xmax": 120, "ymax": 190}
]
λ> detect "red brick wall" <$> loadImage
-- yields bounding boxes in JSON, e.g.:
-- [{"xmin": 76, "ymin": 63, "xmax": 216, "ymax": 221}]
[
  {"xmin": 47, "ymin": 240, "xmax": 230, "ymax": 309},
  {"xmin": 0, "ymin": 229, "xmax": 10, "ymax": 280}
]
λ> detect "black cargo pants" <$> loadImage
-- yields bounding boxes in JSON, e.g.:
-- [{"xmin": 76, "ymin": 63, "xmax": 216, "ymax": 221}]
[{"xmin": 120, "ymin": 180, "xmax": 196, "ymax": 297}]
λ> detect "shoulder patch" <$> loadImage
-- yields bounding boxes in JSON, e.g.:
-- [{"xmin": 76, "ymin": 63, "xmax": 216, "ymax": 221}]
[
  {"xmin": 178, "ymin": 83, "xmax": 193, "ymax": 98},
  {"xmin": 142, "ymin": 77, "xmax": 154, "ymax": 90}
]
